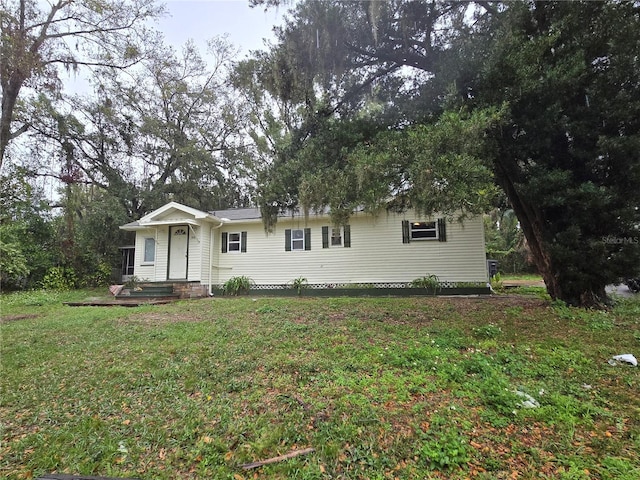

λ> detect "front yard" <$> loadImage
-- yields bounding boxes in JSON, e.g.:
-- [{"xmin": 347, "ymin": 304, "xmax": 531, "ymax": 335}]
[{"xmin": 1, "ymin": 290, "xmax": 639, "ymax": 479}]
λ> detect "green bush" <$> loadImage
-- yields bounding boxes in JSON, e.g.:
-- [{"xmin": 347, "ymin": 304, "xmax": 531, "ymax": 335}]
[
  {"xmin": 84, "ymin": 261, "xmax": 113, "ymax": 287},
  {"xmin": 0, "ymin": 236, "xmax": 30, "ymax": 289},
  {"xmin": 41, "ymin": 266, "xmax": 78, "ymax": 290},
  {"xmin": 490, "ymin": 272, "xmax": 504, "ymax": 291},
  {"xmin": 411, "ymin": 274, "xmax": 441, "ymax": 291},
  {"xmin": 221, "ymin": 276, "xmax": 254, "ymax": 296},
  {"xmin": 288, "ymin": 276, "xmax": 308, "ymax": 295}
]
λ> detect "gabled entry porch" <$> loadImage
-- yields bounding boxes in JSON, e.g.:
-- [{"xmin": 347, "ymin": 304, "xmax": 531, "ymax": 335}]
[{"xmin": 120, "ymin": 202, "xmax": 224, "ymax": 291}]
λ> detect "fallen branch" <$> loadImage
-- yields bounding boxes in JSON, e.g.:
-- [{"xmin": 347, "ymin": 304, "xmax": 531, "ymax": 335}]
[{"xmin": 240, "ymin": 447, "xmax": 315, "ymax": 470}]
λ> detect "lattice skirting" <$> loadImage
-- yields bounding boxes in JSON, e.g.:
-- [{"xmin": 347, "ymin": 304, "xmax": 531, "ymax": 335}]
[
  {"xmin": 220, "ymin": 282, "xmax": 484, "ymax": 290},
  {"xmin": 211, "ymin": 282, "xmax": 490, "ymax": 296}
]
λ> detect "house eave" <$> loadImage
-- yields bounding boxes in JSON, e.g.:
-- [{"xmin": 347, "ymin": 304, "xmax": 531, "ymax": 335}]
[{"xmin": 120, "ymin": 218, "xmax": 222, "ymax": 231}]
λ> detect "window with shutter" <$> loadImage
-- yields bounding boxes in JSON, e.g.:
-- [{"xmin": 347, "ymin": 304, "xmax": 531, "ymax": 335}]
[
  {"xmin": 322, "ymin": 225, "xmax": 351, "ymax": 248},
  {"xmin": 287, "ymin": 228, "xmax": 311, "ymax": 251},
  {"xmin": 403, "ymin": 219, "xmax": 446, "ymax": 242},
  {"xmin": 222, "ymin": 231, "xmax": 247, "ymax": 253}
]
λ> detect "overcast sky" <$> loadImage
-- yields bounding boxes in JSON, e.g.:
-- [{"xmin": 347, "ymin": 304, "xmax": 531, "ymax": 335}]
[
  {"xmin": 61, "ymin": 1, "xmax": 286, "ymax": 92},
  {"xmin": 157, "ymin": 0, "xmax": 286, "ymax": 56}
]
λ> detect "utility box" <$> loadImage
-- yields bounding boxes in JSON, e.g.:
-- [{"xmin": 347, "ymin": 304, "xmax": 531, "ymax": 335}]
[{"xmin": 487, "ymin": 259, "xmax": 499, "ymax": 278}]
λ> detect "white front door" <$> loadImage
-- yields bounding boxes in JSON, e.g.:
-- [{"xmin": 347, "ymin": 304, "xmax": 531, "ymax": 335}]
[{"xmin": 168, "ymin": 226, "xmax": 189, "ymax": 279}]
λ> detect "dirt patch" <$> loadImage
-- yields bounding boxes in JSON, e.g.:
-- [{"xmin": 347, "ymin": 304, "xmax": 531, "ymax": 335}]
[{"xmin": 0, "ymin": 314, "xmax": 40, "ymax": 324}]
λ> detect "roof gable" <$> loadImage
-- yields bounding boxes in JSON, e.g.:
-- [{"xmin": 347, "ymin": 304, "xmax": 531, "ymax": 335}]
[
  {"xmin": 140, "ymin": 202, "xmax": 214, "ymax": 223},
  {"xmin": 120, "ymin": 202, "xmax": 221, "ymax": 231}
]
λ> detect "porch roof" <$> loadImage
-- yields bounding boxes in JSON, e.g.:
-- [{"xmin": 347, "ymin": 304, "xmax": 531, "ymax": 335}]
[{"xmin": 120, "ymin": 218, "xmax": 206, "ymax": 231}]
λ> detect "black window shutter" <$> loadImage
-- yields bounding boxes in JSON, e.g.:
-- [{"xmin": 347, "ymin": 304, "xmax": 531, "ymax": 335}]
[
  {"xmin": 402, "ymin": 220, "xmax": 410, "ymax": 244},
  {"xmin": 221, "ymin": 232, "xmax": 228, "ymax": 253},
  {"xmin": 344, "ymin": 224, "xmax": 351, "ymax": 248},
  {"xmin": 322, "ymin": 226, "xmax": 329, "ymax": 248},
  {"xmin": 241, "ymin": 231, "xmax": 247, "ymax": 252},
  {"xmin": 304, "ymin": 228, "xmax": 311, "ymax": 250},
  {"xmin": 285, "ymin": 229, "xmax": 291, "ymax": 251},
  {"xmin": 438, "ymin": 218, "xmax": 447, "ymax": 242}
]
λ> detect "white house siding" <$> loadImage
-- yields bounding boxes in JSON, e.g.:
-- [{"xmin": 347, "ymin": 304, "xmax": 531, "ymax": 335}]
[
  {"xmin": 199, "ymin": 225, "xmax": 213, "ymax": 285},
  {"xmin": 186, "ymin": 226, "xmax": 201, "ymax": 282},
  {"xmin": 132, "ymin": 227, "xmax": 165, "ymax": 281},
  {"xmin": 135, "ymin": 225, "xmax": 214, "ymax": 282},
  {"xmin": 214, "ymin": 211, "xmax": 487, "ymax": 286}
]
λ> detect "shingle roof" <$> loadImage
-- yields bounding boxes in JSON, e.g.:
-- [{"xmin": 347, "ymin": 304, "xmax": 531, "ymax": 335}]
[
  {"xmin": 209, "ymin": 207, "xmax": 323, "ymax": 221},
  {"xmin": 209, "ymin": 208, "xmax": 262, "ymax": 221}
]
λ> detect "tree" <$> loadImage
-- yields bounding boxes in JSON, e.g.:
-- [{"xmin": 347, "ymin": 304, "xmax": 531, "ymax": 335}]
[
  {"xmin": 252, "ymin": 0, "xmax": 640, "ymax": 306},
  {"xmin": 0, "ymin": 0, "xmax": 162, "ymax": 169},
  {"xmin": 467, "ymin": 1, "xmax": 640, "ymax": 305},
  {"xmin": 26, "ymin": 38, "xmax": 253, "ymax": 219},
  {"xmin": 484, "ymin": 207, "xmax": 532, "ymax": 275},
  {"xmin": 0, "ymin": 165, "xmax": 57, "ymax": 288}
]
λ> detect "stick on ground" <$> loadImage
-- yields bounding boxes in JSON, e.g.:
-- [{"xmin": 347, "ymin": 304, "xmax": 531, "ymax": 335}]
[{"xmin": 240, "ymin": 447, "xmax": 315, "ymax": 470}]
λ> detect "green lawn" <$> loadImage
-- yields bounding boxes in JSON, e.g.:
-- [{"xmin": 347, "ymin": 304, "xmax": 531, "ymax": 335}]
[
  {"xmin": 500, "ymin": 273, "xmax": 544, "ymax": 282},
  {"xmin": 2, "ymin": 290, "xmax": 639, "ymax": 479}
]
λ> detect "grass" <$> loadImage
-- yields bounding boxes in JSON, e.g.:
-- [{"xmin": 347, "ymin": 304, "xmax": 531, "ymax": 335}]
[
  {"xmin": 500, "ymin": 273, "xmax": 543, "ymax": 282},
  {"xmin": 1, "ymin": 290, "xmax": 640, "ymax": 479}
]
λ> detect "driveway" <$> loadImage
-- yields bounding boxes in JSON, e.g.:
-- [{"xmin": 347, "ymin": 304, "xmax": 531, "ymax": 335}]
[
  {"xmin": 503, "ymin": 279, "xmax": 638, "ymax": 299},
  {"xmin": 606, "ymin": 283, "xmax": 639, "ymax": 299}
]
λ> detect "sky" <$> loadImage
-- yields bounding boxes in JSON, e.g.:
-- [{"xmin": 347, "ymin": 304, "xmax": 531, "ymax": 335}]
[
  {"xmin": 156, "ymin": 0, "xmax": 286, "ymax": 57},
  {"xmin": 61, "ymin": 0, "xmax": 287, "ymax": 93}
]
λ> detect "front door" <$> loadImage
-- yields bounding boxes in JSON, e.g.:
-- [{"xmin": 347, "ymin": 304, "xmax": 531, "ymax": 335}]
[{"xmin": 168, "ymin": 226, "xmax": 189, "ymax": 279}]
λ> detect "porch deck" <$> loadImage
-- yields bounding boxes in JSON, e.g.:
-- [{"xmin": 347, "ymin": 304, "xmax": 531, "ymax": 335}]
[{"xmin": 64, "ymin": 297, "xmax": 181, "ymax": 307}]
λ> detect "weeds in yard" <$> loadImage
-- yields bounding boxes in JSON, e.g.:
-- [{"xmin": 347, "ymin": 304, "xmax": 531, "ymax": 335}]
[
  {"xmin": 418, "ymin": 425, "xmax": 470, "ymax": 471},
  {"xmin": 2, "ymin": 293, "xmax": 639, "ymax": 479},
  {"xmin": 472, "ymin": 323, "xmax": 502, "ymax": 339}
]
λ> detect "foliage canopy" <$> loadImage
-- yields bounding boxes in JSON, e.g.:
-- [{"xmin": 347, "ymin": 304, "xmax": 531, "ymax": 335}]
[{"xmin": 247, "ymin": 0, "xmax": 640, "ymax": 306}]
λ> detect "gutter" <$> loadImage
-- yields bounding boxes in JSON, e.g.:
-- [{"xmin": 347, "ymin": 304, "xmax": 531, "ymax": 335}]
[{"xmin": 209, "ymin": 218, "xmax": 229, "ymax": 295}]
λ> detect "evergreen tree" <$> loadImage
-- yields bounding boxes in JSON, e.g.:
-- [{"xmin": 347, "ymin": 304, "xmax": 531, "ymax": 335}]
[{"xmin": 468, "ymin": 1, "xmax": 640, "ymax": 305}]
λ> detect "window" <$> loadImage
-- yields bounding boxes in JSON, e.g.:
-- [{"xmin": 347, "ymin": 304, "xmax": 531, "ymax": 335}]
[
  {"xmin": 285, "ymin": 228, "xmax": 311, "ymax": 251},
  {"xmin": 228, "ymin": 233, "xmax": 241, "ymax": 252},
  {"xmin": 221, "ymin": 232, "xmax": 247, "ymax": 253},
  {"xmin": 292, "ymin": 229, "xmax": 304, "ymax": 250},
  {"xmin": 331, "ymin": 228, "xmax": 342, "ymax": 246},
  {"xmin": 322, "ymin": 225, "xmax": 351, "ymax": 248},
  {"xmin": 411, "ymin": 221, "xmax": 438, "ymax": 240},
  {"xmin": 143, "ymin": 237, "xmax": 155, "ymax": 263},
  {"xmin": 402, "ymin": 219, "xmax": 447, "ymax": 243}
]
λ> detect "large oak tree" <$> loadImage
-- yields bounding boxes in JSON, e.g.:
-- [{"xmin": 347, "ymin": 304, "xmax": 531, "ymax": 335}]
[
  {"xmin": 28, "ymin": 38, "xmax": 254, "ymax": 219},
  {"xmin": 0, "ymin": 0, "xmax": 161, "ymax": 169},
  {"xmin": 249, "ymin": 0, "xmax": 640, "ymax": 306}
]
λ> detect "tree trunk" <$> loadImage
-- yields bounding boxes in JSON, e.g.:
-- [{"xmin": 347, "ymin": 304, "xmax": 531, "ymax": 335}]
[
  {"xmin": 0, "ymin": 79, "xmax": 21, "ymax": 170},
  {"xmin": 494, "ymin": 159, "xmax": 609, "ymax": 308}
]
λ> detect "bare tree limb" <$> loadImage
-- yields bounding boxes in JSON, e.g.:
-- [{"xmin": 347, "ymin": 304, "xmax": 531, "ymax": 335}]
[{"xmin": 240, "ymin": 447, "xmax": 315, "ymax": 470}]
